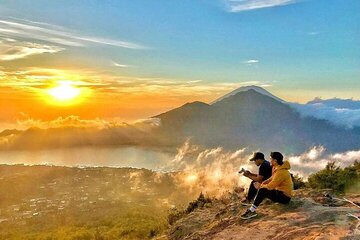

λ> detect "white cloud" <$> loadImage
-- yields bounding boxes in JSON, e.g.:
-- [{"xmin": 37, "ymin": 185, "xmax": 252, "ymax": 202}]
[
  {"xmin": 0, "ymin": 39, "xmax": 64, "ymax": 61},
  {"xmin": 171, "ymin": 142, "xmax": 360, "ymax": 192},
  {"xmin": 168, "ymin": 140, "xmax": 250, "ymax": 196},
  {"xmin": 226, "ymin": 0, "xmax": 297, "ymax": 12},
  {"xmin": 290, "ymin": 101, "xmax": 360, "ymax": 128},
  {"xmin": 112, "ymin": 61, "xmax": 134, "ymax": 68},
  {"xmin": 243, "ymin": 59, "xmax": 259, "ymax": 64},
  {"xmin": 0, "ymin": 18, "xmax": 145, "ymax": 49},
  {"xmin": 289, "ymin": 146, "xmax": 360, "ymax": 179},
  {"xmin": 169, "ymin": 141, "xmax": 360, "ymax": 196}
]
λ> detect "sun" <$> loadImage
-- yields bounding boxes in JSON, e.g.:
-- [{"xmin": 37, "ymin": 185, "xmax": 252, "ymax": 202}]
[
  {"xmin": 46, "ymin": 80, "xmax": 86, "ymax": 105},
  {"xmin": 48, "ymin": 81, "xmax": 80, "ymax": 101}
]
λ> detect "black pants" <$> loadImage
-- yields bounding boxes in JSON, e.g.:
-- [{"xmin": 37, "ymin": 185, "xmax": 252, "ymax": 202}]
[
  {"xmin": 247, "ymin": 181, "xmax": 258, "ymax": 201},
  {"xmin": 253, "ymin": 188, "xmax": 291, "ymax": 207}
]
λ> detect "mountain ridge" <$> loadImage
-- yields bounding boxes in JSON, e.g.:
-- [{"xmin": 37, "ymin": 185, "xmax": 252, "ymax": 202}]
[
  {"xmin": 154, "ymin": 89, "xmax": 360, "ymax": 154},
  {"xmin": 210, "ymin": 85, "xmax": 284, "ymax": 104}
]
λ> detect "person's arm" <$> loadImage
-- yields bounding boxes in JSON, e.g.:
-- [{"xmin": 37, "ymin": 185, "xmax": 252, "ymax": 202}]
[
  {"xmin": 244, "ymin": 171, "xmax": 264, "ymax": 182},
  {"xmin": 261, "ymin": 173, "xmax": 282, "ymax": 190},
  {"xmin": 261, "ymin": 177, "xmax": 272, "ymax": 185}
]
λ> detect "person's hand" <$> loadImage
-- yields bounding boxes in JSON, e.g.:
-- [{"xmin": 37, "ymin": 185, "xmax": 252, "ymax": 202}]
[
  {"xmin": 234, "ymin": 186, "xmax": 244, "ymax": 193},
  {"xmin": 243, "ymin": 170, "xmax": 251, "ymax": 177},
  {"xmin": 254, "ymin": 182, "xmax": 261, "ymax": 189}
]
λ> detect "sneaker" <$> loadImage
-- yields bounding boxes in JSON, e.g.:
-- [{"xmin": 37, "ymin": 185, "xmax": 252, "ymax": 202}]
[
  {"xmin": 241, "ymin": 199, "xmax": 251, "ymax": 206},
  {"xmin": 240, "ymin": 209, "xmax": 257, "ymax": 219}
]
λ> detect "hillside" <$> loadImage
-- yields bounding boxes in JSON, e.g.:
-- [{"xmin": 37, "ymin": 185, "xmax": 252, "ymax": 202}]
[
  {"xmin": 0, "ymin": 165, "xmax": 196, "ymax": 240},
  {"xmin": 167, "ymin": 189, "xmax": 360, "ymax": 240}
]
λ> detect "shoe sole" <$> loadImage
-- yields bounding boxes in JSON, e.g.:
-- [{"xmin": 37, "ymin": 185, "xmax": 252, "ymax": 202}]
[{"xmin": 240, "ymin": 214, "xmax": 257, "ymax": 220}]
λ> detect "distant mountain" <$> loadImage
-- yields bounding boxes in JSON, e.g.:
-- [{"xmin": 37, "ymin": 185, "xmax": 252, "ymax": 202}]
[
  {"xmin": 290, "ymin": 97, "xmax": 360, "ymax": 128},
  {"xmin": 211, "ymin": 85, "xmax": 284, "ymax": 104},
  {"xmin": 0, "ymin": 129, "xmax": 22, "ymax": 137},
  {"xmin": 155, "ymin": 89, "xmax": 360, "ymax": 154},
  {"xmin": 0, "ymin": 125, "xmax": 161, "ymax": 151},
  {"xmin": 307, "ymin": 97, "xmax": 360, "ymax": 110}
]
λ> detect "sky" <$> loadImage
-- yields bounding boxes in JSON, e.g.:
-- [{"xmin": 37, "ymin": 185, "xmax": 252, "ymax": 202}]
[{"xmin": 0, "ymin": 0, "xmax": 359, "ymax": 125}]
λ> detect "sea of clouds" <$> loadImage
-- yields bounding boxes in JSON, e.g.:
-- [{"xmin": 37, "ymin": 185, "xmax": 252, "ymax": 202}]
[
  {"xmin": 168, "ymin": 140, "xmax": 360, "ymax": 197},
  {"xmin": 290, "ymin": 98, "xmax": 360, "ymax": 128}
]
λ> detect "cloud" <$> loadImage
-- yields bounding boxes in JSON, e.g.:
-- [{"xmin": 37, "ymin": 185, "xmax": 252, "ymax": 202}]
[
  {"xmin": 0, "ymin": 67, "xmax": 249, "ymax": 98},
  {"xmin": 0, "ymin": 18, "xmax": 145, "ymax": 49},
  {"xmin": 1, "ymin": 124, "xmax": 359, "ymax": 190},
  {"xmin": 16, "ymin": 115, "xmax": 113, "ymax": 130},
  {"xmin": 0, "ymin": 39, "xmax": 64, "ymax": 61},
  {"xmin": 289, "ymin": 146, "xmax": 360, "ymax": 179},
  {"xmin": 225, "ymin": 0, "xmax": 297, "ymax": 12},
  {"xmin": 12, "ymin": 114, "xmax": 161, "ymax": 132},
  {"xmin": 112, "ymin": 61, "xmax": 134, "ymax": 68},
  {"xmin": 308, "ymin": 97, "xmax": 360, "ymax": 110},
  {"xmin": 243, "ymin": 59, "xmax": 259, "ymax": 65},
  {"xmin": 290, "ymin": 99, "xmax": 360, "ymax": 128},
  {"xmin": 170, "ymin": 142, "xmax": 360, "ymax": 196},
  {"xmin": 168, "ymin": 140, "xmax": 251, "ymax": 196},
  {"xmin": 0, "ymin": 115, "xmax": 164, "ymax": 151},
  {"xmin": 8, "ymin": 16, "xmax": 68, "ymax": 29}
]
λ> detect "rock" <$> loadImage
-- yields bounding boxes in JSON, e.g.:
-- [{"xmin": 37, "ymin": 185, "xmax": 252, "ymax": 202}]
[{"xmin": 168, "ymin": 189, "xmax": 360, "ymax": 240}]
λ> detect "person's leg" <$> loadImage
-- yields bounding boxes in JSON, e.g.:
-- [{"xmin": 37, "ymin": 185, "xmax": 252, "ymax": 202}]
[
  {"xmin": 247, "ymin": 181, "xmax": 258, "ymax": 201},
  {"xmin": 242, "ymin": 188, "xmax": 291, "ymax": 219},
  {"xmin": 241, "ymin": 188, "xmax": 275, "ymax": 219},
  {"xmin": 252, "ymin": 188, "xmax": 277, "ymax": 207},
  {"xmin": 271, "ymin": 190, "xmax": 291, "ymax": 204}
]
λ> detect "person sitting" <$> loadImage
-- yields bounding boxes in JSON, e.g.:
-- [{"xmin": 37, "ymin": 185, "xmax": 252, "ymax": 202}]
[
  {"xmin": 241, "ymin": 151, "xmax": 294, "ymax": 219},
  {"xmin": 241, "ymin": 152, "xmax": 272, "ymax": 205}
]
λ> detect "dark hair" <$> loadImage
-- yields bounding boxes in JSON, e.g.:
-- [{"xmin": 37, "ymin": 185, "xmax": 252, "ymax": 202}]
[{"xmin": 270, "ymin": 152, "xmax": 283, "ymax": 165}]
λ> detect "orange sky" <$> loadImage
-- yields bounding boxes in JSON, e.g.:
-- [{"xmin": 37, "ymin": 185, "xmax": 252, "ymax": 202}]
[{"xmin": 0, "ymin": 67, "xmax": 240, "ymax": 123}]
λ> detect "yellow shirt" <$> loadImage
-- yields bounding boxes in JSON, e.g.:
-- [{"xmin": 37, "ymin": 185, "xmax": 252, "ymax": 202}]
[{"xmin": 261, "ymin": 160, "xmax": 294, "ymax": 198}]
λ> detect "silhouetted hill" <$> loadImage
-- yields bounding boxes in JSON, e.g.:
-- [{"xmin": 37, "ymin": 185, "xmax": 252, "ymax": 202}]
[
  {"xmin": 0, "ymin": 125, "xmax": 161, "ymax": 150},
  {"xmin": 0, "ymin": 129, "xmax": 22, "ymax": 137}
]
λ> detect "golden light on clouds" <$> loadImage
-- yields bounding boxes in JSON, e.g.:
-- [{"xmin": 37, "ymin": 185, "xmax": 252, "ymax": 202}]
[{"xmin": 0, "ymin": 66, "xmax": 249, "ymax": 120}]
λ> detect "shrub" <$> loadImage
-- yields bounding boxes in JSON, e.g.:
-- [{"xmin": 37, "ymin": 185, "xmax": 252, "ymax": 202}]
[
  {"xmin": 291, "ymin": 174, "xmax": 306, "ymax": 190},
  {"xmin": 167, "ymin": 208, "xmax": 184, "ymax": 225},
  {"xmin": 167, "ymin": 193, "xmax": 212, "ymax": 225},
  {"xmin": 185, "ymin": 193, "xmax": 212, "ymax": 214},
  {"xmin": 308, "ymin": 161, "xmax": 360, "ymax": 193}
]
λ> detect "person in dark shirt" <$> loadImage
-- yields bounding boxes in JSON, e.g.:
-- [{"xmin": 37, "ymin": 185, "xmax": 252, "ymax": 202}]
[{"xmin": 242, "ymin": 152, "xmax": 272, "ymax": 204}]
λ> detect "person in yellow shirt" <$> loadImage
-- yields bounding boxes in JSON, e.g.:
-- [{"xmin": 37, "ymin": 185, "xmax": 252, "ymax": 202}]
[{"xmin": 241, "ymin": 152, "xmax": 294, "ymax": 219}]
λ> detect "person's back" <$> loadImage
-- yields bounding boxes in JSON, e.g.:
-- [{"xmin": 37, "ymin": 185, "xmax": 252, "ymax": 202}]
[
  {"xmin": 259, "ymin": 160, "xmax": 272, "ymax": 182},
  {"xmin": 263, "ymin": 160, "xmax": 293, "ymax": 198}
]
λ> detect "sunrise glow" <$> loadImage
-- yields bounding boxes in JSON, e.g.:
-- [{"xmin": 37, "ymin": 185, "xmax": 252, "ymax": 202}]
[
  {"xmin": 48, "ymin": 81, "xmax": 80, "ymax": 100},
  {"xmin": 45, "ymin": 80, "xmax": 87, "ymax": 106}
]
